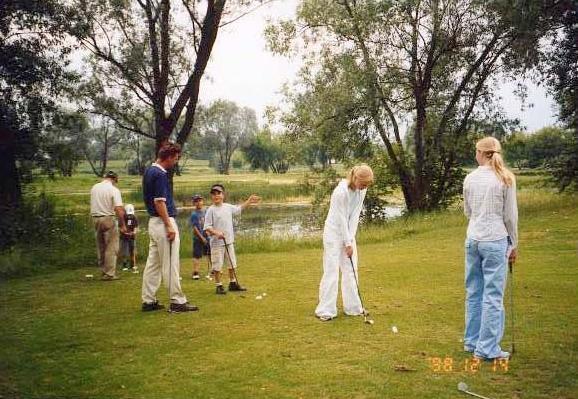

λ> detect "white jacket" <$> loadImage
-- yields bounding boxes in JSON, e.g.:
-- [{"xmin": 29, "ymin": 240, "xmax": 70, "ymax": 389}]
[{"xmin": 323, "ymin": 180, "xmax": 367, "ymax": 245}]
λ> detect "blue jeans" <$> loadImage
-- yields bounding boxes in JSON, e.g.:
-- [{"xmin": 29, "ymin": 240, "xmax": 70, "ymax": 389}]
[{"xmin": 464, "ymin": 237, "xmax": 508, "ymax": 358}]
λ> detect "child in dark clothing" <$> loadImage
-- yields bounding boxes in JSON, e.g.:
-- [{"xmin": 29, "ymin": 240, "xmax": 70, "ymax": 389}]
[
  {"xmin": 189, "ymin": 194, "xmax": 210, "ymax": 280},
  {"xmin": 120, "ymin": 203, "xmax": 139, "ymax": 272}
]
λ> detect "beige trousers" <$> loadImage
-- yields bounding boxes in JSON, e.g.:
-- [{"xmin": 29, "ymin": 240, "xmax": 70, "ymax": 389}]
[
  {"xmin": 209, "ymin": 244, "xmax": 237, "ymax": 272},
  {"xmin": 93, "ymin": 216, "xmax": 119, "ymax": 277},
  {"xmin": 141, "ymin": 217, "xmax": 187, "ymax": 305}
]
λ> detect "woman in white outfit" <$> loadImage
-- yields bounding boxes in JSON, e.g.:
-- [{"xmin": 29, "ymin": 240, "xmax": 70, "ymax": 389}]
[{"xmin": 315, "ymin": 165, "xmax": 374, "ymax": 321}]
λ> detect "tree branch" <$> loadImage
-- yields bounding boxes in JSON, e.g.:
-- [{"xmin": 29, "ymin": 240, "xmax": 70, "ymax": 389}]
[
  {"xmin": 434, "ymin": 31, "xmax": 502, "ymax": 144},
  {"xmin": 219, "ymin": 0, "xmax": 279, "ymax": 28},
  {"xmin": 173, "ymin": 0, "xmax": 227, "ymax": 144},
  {"xmin": 87, "ymin": 110, "xmax": 154, "ymax": 139}
]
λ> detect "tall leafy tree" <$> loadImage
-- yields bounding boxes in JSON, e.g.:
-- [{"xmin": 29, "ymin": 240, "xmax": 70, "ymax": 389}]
[
  {"xmin": 74, "ymin": 0, "xmax": 270, "ymax": 154},
  {"xmin": 504, "ymin": 132, "xmax": 529, "ymax": 170},
  {"xmin": 539, "ymin": 1, "xmax": 577, "ymax": 191},
  {"xmin": 525, "ymin": 126, "xmax": 569, "ymax": 169},
  {"xmin": 43, "ymin": 111, "xmax": 90, "ymax": 177},
  {"xmin": 242, "ymin": 128, "xmax": 291, "ymax": 173},
  {"xmin": 83, "ymin": 117, "xmax": 125, "ymax": 177},
  {"xmin": 0, "ymin": 1, "xmax": 83, "ymax": 208},
  {"xmin": 267, "ymin": 0, "xmax": 552, "ymax": 211},
  {"xmin": 201, "ymin": 99, "xmax": 257, "ymax": 174}
]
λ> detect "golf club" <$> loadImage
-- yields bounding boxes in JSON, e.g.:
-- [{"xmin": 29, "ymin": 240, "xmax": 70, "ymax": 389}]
[
  {"xmin": 348, "ymin": 256, "xmax": 374, "ymax": 325},
  {"xmin": 508, "ymin": 259, "xmax": 516, "ymax": 355},
  {"xmin": 206, "ymin": 243, "xmax": 213, "ymax": 280},
  {"xmin": 167, "ymin": 239, "xmax": 173, "ymax": 312},
  {"xmin": 222, "ymin": 238, "xmax": 242, "ymax": 288},
  {"xmin": 457, "ymin": 382, "xmax": 493, "ymax": 399}
]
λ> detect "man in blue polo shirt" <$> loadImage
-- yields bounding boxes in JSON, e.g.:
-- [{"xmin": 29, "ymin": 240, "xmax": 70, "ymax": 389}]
[{"xmin": 141, "ymin": 143, "xmax": 198, "ymax": 313}]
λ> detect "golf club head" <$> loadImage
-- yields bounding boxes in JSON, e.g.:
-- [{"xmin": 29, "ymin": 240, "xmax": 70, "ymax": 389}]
[
  {"xmin": 362, "ymin": 311, "xmax": 374, "ymax": 325},
  {"xmin": 457, "ymin": 382, "xmax": 468, "ymax": 392}
]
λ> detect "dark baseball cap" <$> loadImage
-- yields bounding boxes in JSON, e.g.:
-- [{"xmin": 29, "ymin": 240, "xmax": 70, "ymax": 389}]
[
  {"xmin": 104, "ymin": 170, "xmax": 118, "ymax": 179},
  {"xmin": 210, "ymin": 184, "xmax": 225, "ymax": 193},
  {"xmin": 191, "ymin": 194, "xmax": 203, "ymax": 201}
]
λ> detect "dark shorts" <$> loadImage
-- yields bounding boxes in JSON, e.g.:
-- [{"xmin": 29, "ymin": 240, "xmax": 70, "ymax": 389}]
[
  {"xmin": 120, "ymin": 237, "xmax": 135, "ymax": 257},
  {"xmin": 193, "ymin": 240, "xmax": 210, "ymax": 259}
]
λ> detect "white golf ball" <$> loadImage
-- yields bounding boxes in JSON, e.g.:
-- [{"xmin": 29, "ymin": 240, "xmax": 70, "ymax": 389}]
[
  {"xmin": 262, "ymin": 293, "xmax": 267, "ymax": 297},
  {"xmin": 392, "ymin": 326, "xmax": 399, "ymax": 333},
  {"xmin": 256, "ymin": 295, "xmax": 263, "ymax": 300},
  {"xmin": 368, "ymin": 320, "xmax": 375, "ymax": 325}
]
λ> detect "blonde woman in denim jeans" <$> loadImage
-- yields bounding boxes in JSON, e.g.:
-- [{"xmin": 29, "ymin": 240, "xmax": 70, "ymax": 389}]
[{"xmin": 463, "ymin": 136, "xmax": 518, "ymax": 360}]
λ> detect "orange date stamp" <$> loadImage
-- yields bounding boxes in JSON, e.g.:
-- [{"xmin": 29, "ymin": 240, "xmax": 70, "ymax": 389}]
[{"xmin": 428, "ymin": 356, "xmax": 509, "ymax": 373}]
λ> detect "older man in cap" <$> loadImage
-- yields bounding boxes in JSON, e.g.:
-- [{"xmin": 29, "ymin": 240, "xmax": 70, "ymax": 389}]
[{"xmin": 90, "ymin": 171, "xmax": 127, "ymax": 280}]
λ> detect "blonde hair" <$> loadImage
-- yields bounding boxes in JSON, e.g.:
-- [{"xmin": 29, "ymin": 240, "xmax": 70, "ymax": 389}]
[
  {"xmin": 347, "ymin": 164, "xmax": 374, "ymax": 189},
  {"xmin": 476, "ymin": 137, "xmax": 515, "ymax": 187}
]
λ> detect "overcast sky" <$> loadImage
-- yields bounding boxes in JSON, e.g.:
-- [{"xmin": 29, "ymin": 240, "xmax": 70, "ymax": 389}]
[{"xmin": 200, "ymin": 1, "xmax": 558, "ymax": 133}]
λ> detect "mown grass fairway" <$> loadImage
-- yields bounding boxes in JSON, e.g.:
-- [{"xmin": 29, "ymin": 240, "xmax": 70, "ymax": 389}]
[{"xmin": 1, "ymin": 189, "xmax": 576, "ymax": 398}]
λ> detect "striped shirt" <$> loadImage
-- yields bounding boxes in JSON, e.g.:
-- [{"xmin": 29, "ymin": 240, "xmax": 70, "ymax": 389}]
[{"xmin": 463, "ymin": 166, "xmax": 518, "ymax": 248}]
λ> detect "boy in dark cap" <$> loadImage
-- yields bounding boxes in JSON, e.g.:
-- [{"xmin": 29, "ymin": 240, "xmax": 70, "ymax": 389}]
[
  {"xmin": 189, "ymin": 194, "xmax": 210, "ymax": 280},
  {"xmin": 204, "ymin": 184, "xmax": 260, "ymax": 294}
]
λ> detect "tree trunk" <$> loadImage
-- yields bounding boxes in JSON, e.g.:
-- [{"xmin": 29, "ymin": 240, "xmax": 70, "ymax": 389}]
[
  {"xmin": 0, "ymin": 131, "xmax": 23, "ymax": 250},
  {"xmin": 135, "ymin": 137, "xmax": 145, "ymax": 175},
  {"xmin": 99, "ymin": 132, "xmax": 109, "ymax": 177},
  {"xmin": 0, "ymin": 133, "xmax": 22, "ymax": 212}
]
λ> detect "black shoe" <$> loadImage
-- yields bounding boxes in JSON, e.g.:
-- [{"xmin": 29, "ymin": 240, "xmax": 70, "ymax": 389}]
[
  {"xmin": 169, "ymin": 302, "xmax": 199, "ymax": 313},
  {"xmin": 215, "ymin": 285, "xmax": 227, "ymax": 295},
  {"xmin": 228, "ymin": 281, "xmax": 247, "ymax": 292},
  {"xmin": 142, "ymin": 301, "xmax": 165, "ymax": 312}
]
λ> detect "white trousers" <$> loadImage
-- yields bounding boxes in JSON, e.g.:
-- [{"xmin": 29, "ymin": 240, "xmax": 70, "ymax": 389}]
[
  {"xmin": 141, "ymin": 217, "xmax": 187, "ymax": 305},
  {"xmin": 315, "ymin": 241, "xmax": 363, "ymax": 318}
]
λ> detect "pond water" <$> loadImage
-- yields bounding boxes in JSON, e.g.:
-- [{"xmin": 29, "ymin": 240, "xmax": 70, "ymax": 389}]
[{"xmin": 171, "ymin": 203, "xmax": 405, "ymax": 239}]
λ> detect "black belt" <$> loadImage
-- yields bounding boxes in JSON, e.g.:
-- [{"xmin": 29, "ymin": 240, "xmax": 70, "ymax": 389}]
[{"xmin": 92, "ymin": 215, "xmax": 113, "ymax": 218}]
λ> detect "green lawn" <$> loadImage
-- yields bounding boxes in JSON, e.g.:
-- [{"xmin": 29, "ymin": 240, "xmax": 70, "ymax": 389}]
[{"xmin": 1, "ymin": 190, "xmax": 576, "ymax": 398}]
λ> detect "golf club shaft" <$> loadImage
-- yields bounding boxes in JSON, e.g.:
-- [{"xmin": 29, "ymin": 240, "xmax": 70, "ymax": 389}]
[
  {"xmin": 207, "ymin": 244, "xmax": 212, "ymax": 277},
  {"xmin": 509, "ymin": 259, "xmax": 516, "ymax": 354},
  {"xmin": 222, "ymin": 238, "xmax": 240, "ymax": 285},
  {"xmin": 464, "ymin": 390, "xmax": 492, "ymax": 399},
  {"xmin": 348, "ymin": 256, "xmax": 367, "ymax": 317},
  {"xmin": 168, "ymin": 239, "xmax": 172, "ymax": 304}
]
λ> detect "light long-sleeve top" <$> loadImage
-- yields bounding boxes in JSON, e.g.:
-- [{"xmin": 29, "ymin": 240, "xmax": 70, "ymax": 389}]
[
  {"xmin": 323, "ymin": 180, "xmax": 367, "ymax": 245},
  {"xmin": 463, "ymin": 165, "xmax": 518, "ymax": 248}
]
